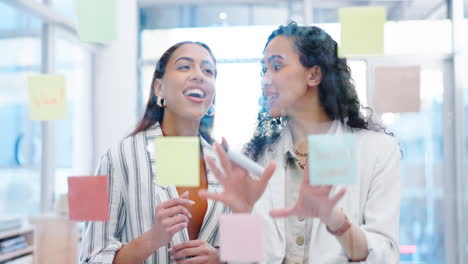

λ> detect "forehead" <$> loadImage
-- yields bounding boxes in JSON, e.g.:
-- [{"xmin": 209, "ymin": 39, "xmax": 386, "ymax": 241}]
[
  {"xmin": 169, "ymin": 43, "xmax": 215, "ymax": 64},
  {"xmin": 263, "ymin": 35, "xmax": 298, "ymax": 61}
]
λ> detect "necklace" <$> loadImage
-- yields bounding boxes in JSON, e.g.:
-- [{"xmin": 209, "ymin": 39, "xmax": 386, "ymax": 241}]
[
  {"xmin": 294, "ymin": 145, "xmax": 308, "ymax": 169},
  {"xmin": 294, "ymin": 145, "xmax": 309, "ymax": 157},
  {"xmin": 297, "ymin": 160, "xmax": 307, "ymax": 169}
]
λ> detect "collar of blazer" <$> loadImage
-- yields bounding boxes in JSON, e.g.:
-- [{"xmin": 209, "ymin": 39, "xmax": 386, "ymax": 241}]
[{"xmin": 143, "ymin": 123, "xmax": 226, "ymax": 245}]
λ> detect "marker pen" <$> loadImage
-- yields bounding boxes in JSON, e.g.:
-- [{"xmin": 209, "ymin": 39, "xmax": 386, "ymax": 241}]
[{"xmin": 221, "ymin": 144, "xmax": 265, "ymax": 177}]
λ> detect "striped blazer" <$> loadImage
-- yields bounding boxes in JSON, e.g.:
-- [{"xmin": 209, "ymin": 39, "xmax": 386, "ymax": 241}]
[{"xmin": 80, "ymin": 124, "xmax": 230, "ymax": 264}]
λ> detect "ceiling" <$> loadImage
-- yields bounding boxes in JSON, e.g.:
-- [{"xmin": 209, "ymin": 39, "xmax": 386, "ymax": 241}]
[{"xmin": 138, "ymin": 0, "xmax": 467, "ymax": 29}]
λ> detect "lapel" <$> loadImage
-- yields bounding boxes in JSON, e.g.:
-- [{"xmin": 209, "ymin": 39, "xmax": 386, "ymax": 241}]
[
  {"xmin": 145, "ymin": 123, "xmax": 167, "ymax": 189},
  {"xmin": 267, "ymin": 127, "xmax": 291, "ymax": 244},
  {"xmin": 145, "ymin": 124, "xmax": 225, "ymax": 245}
]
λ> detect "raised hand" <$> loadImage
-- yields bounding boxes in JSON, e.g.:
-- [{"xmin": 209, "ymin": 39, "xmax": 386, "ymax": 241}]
[
  {"xmin": 198, "ymin": 139, "xmax": 276, "ymax": 213},
  {"xmin": 269, "ymin": 166, "xmax": 346, "ymax": 226},
  {"xmin": 151, "ymin": 191, "xmax": 194, "ymax": 249},
  {"xmin": 170, "ymin": 240, "xmax": 220, "ymax": 264}
]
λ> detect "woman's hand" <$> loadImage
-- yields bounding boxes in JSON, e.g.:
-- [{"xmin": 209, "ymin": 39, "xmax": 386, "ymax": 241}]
[
  {"xmin": 170, "ymin": 240, "xmax": 220, "ymax": 264},
  {"xmin": 269, "ymin": 166, "xmax": 346, "ymax": 226},
  {"xmin": 198, "ymin": 139, "xmax": 276, "ymax": 213},
  {"xmin": 150, "ymin": 191, "xmax": 194, "ymax": 249}
]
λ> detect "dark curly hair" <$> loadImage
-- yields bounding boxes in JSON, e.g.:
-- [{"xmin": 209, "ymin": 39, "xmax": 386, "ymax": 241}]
[
  {"xmin": 130, "ymin": 41, "xmax": 217, "ymax": 143},
  {"xmin": 245, "ymin": 22, "xmax": 390, "ymax": 161}
]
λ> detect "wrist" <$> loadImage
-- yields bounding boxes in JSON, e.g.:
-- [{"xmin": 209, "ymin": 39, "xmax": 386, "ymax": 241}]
[
  {"xmin": 326, "ymin": 208, "xmax": 352, "ymax": 237},
  {"xmin": 214, "ymin": 247, "xmax": 226, "ymax": 264},
  {"xmin": 324, "ymin": 207, "xmax": 346, "ymax": 231},
  {"xmin": 240, "ymin": 205, "xmax": 254, "ymax": 214},
  {"xmin": 231, "ymin": 201, "xmax": 254, "ymax": 214},
  {"xmin": 144, "ymin": 229, "xmax": 162, "ymax": 251}
]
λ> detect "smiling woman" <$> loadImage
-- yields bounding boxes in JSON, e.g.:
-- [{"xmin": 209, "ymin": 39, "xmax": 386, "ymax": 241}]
[
  {"xmin": 80, "ymin": 41, "xmax": 230, "ymax": 264},
  {"xmin": 154, "ymin": 49, "xmax": 216, "ymax": 125},
  {"xmin": 131, "ymin": 41, "xmax": 217, "ymax": 141}
]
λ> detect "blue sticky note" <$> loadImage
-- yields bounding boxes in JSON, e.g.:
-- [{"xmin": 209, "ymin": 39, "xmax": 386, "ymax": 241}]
[{"xmin": 308, "ymin": 134, "xmax": 356, "ymax": 185}]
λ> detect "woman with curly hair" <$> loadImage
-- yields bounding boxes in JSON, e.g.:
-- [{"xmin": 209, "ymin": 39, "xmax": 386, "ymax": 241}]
[{"xmin": 200, "ymin": 22, "xmax": 401, "ymax": 263}]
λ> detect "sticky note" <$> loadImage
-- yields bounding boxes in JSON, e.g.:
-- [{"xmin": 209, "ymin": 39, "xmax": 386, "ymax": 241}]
[
  {"xmin": 155, "ymin": 137, "xmax": 200, "ymax": 187},
  {"xmin": 220, "ymin": 214, "xmax": 264, "ymax": 262},
  {"xmin": 400, "ymin": 245, "xmax": 417, "ymax": 254},
  {"xmin": 339, "ymin": 7, "xmax": 386, "ymax": 57},
  {"xmin": 67, "ymin": 176, "xmax": 109, "ymax": 221},
  {"xmin": 28, "ymin": 75, "xmax": 67, "ymax": 120},
  {"xmin": 76, "ymin": 0, "xmax": 116, "ymax": 43},
  {"xmin": 308, "ymin": 134, "xmax": 357, "ymax": 185},
  {"xmin": 373, "ymin": 66, "xmax": 421, "ymax": 113}
]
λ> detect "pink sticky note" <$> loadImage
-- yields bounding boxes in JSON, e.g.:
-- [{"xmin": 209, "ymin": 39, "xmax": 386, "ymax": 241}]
[
  {"xmin": 400, "ymin": 245, "xmax": 417, "ymax": 254},
  {"xmin": 67, "ymin": 176, "xmax": 109, "ymax": 221},
  {"xmin": 373, "ymin": 66, "xmax": 421, "ymax": 113},
  {"xmin": 220, "ymin": 214, "xmax": 263, "ymax": 262}
]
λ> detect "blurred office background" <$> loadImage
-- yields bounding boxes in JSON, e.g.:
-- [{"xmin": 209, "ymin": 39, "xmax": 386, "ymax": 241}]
[{"xmin": 0, "ymin": 0, "xmax": 467, "ymax": 263}]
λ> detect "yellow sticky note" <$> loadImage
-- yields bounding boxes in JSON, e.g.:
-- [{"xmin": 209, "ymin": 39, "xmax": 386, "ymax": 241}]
[
  {"xmin": 339, "ymin": 7, "xmax": 386, "ymax": 57},
  {"xmin": 155, "ymin": 137, "xmax": 200, "ymax": 187},
  {"xmin": 28, "ymin": 75, "xmax": 67, "ymax": 120},
  {"xmin": 76, "ymin": 0, "xmax": 116, "ymax": 43}
]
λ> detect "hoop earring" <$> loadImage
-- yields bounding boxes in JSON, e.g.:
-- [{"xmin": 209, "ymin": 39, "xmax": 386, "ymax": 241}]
[{"xmin": 157, "ymin": 97, "xmax": 166, "ymax": 107}]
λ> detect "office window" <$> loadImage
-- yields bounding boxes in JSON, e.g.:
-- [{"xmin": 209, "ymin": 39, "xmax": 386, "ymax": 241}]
[
  {"xmin": 54, "ymin": 37, "xmax": 93, "ymax": 202},
  {"xmin": 0, "ymin": 3, "xmax": 42, "ymax": 216},
  {"xmin": 383, "ymin": 63, "xmax": 446, "ymax": 264},
  {"xmin": 462, "ymin": 49, "xmax": 468, "ymax": 262},
  {"xmin": 53, "ymin": 0, "xmax": 77, "ymax": 24}
]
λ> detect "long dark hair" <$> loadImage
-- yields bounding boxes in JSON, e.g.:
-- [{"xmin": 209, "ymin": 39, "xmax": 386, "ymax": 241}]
[
  {"xmin": 245, "ymin": 22, "xmax": 390, "ymax": 161},
  {"xmin": 130, "ymin": 41, "xmax": 217, "ymax": 143}
]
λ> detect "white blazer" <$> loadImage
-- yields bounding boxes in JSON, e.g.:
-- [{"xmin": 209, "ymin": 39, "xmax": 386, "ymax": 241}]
[{"xmin": 253, "ymin": 121, "xmax": 401, "ymax": 264}]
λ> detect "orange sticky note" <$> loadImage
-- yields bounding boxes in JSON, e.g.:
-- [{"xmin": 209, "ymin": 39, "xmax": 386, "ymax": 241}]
[
  {"xmin": 373, "ymin": 66, "xmax": 421, "ymax": 113},
  {"xmin": 67, "ymin": 176, "xmax": 109, "ymax": 221}
]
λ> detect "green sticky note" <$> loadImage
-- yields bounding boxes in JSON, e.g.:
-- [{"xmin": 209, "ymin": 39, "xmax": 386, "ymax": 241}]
[
  {"xmin": 308, "ymin": 134, "xmax": 356, "ymax": 185},
  {"xmin": 339, "ymin": 7, "xmax": 386, "ymax": 57},
  {"xmin": 76, "ymin": 0, "xmax": 116, "ymax": 43},
  {"xmin": 155, "ymin": 137, "xmax": 200, "ymax": 187},
  {"xmin": 28, "ymin": 75, "xmax": 67, "ymax": 121}
]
